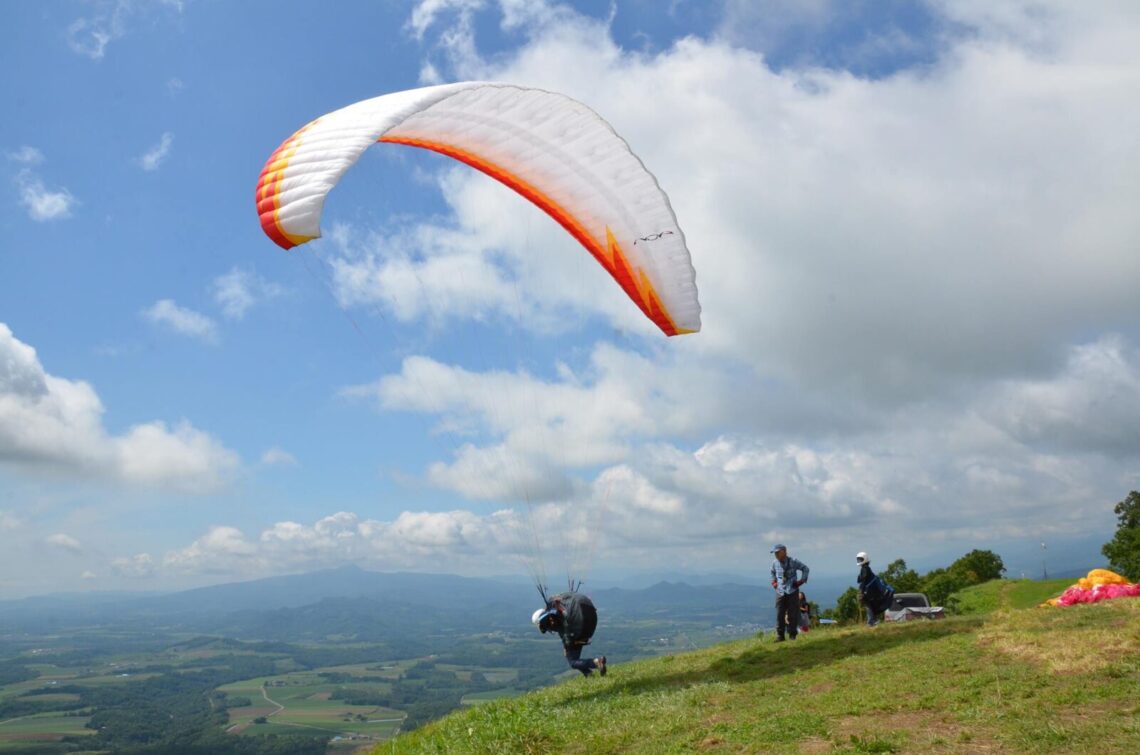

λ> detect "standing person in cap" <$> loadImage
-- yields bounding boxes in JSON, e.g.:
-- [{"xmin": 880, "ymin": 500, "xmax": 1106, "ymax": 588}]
[
  {"xmin": 532, "ymin": 591, "xmax": 606, "ymax": 677},
  {"xmin": 770, "ymin": 544, "xmax": 810, "ymax": 641}
]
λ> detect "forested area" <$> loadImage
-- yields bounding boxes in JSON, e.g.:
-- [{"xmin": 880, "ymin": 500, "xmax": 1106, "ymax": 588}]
[
  {"xmin": 823, "ymin": 549, "xmax": 1008, "ymax": 622},
  {"xmin": 0, "ymin": 659, "xmax": 37, "ymax": 685},
  {"xmin": 25, "ymin": 654, "xmax": 325, "ymax": 753}
]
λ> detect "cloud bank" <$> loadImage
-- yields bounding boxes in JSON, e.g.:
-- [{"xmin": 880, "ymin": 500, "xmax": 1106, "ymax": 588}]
[
  {"xmin": 0, "ymin": 323, "xmax": 239, "ymax": 492},
  {"xmin": 310, "ymin": 0, "xmax": 1140, "ymax": 567},
  {"xmin": 13, "ymin": 0, "xmax": 1140, "ymax": 591}
]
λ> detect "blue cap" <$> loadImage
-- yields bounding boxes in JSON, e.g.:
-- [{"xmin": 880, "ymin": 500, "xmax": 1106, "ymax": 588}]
[{"xmin": 770, "ymin": 544, "xmax": 786, "ymax": 553}]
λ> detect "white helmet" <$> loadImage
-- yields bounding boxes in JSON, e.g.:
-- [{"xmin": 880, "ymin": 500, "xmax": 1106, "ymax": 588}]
[
  {"xmin": 856, "ymin": 551, "xmax": 869, "ymax": 565},
  {"xmin": 531, "ymin": 608, "xmax": 545, "ymax": 625}
]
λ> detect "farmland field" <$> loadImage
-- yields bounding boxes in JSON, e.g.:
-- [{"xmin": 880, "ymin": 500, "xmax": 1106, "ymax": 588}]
[
  {"xmin": 0, "ymin": 633, "xmax": 540, "ymax": 752},
  {"xmin": 0, "ymin": 567, "xmax": 759, "ymax": 751},
  {"xmin": 0, "ymin": 712, "xmax": 94, "ymax": 752},
  {"xmin": 218, "ymin": 667, "xmax": 406, "ymax": 742}
]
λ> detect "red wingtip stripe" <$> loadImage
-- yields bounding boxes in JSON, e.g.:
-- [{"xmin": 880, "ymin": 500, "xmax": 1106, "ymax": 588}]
[
  {"xmin": 255, "ymin": 121, "xmax": 319, "ymax": 251},
  {"xmin": 380, "ymin": 134, "xmax": 679, "ymax": 335}
]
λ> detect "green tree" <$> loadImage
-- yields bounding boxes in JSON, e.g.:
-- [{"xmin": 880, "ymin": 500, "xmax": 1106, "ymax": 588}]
[
  {"xmin": 949, "ymin": 549, "xmax": 1005, "ymax": 584},
  {"xmin": 880, "ymin": 559, "xmax": 922, "ymax": 592},
  {"xmin": 921, "ymin": 568, "xmax": 967, "ymax": 606},
  {"xmin": 1102, "ymin": 491, "xmax": 1140, "ymax": 580},
  {"xmin": 834, "ymin": 587, "xmax": 861, "ymax": 623}
]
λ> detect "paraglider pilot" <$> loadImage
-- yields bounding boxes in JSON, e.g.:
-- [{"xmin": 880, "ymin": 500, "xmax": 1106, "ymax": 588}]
[
  {"xmin": 533, "ymin": 591, "xmax": 606, "ymax": 677},
  {"xmin": 857, "ymin": 551, "xmax": 893, "ymax": 626},
  {"xmin": 770, "ymin": 544, "xmax": 810, "ymax": 641}
]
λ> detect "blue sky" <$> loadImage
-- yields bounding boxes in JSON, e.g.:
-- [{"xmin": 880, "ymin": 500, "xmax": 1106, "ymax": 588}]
[{"xmin": 2, "ymin": 0, "xmax": 1139, "ymax": 598}]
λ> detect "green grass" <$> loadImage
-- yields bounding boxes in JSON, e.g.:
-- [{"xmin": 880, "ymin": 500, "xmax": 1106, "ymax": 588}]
[
  {"xmin": 460, "ymin": 689, "xmax": 525, "ymax": 705},
  {"xmin": 953, "ymin": 578, "xmax": 1074, "ymax": 614},
  {"xmin": 379, "ymin": 585, "xmax": 1140, "ymax": 754},
  {"xmin": 1003, "ymin": 579, "xmax": 1081, "ymax": 610}
]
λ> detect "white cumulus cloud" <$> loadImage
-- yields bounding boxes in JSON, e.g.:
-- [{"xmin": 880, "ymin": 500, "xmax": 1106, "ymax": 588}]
[
  {"xmin": 211, "ymin": 268, "xmax": 284, "ymax": 320},
  {"xmin": 112, "ymin": 553, "xmax": 155, "ymax": 578},
  {"xmin": 307, "ymin": 0, "xmax": 1140, "ymax": 575},
  {"xmin": 0, "ymin": 323, "xmax": 240, "ymax": 491},
  {"xmin": 7, "ymin": 146, "xmax": 44, "ymax": 165},
  {"xmin": 44, "ymin": 0, "xmax": 1140, "ymax": 590},
  {"xmin": 164, "ymin": 526, "xmax": 260, "ymax": 574},
  {"xmin": 67, "ymin": 0, "xmax": 184, "ymax": 61},
  {"xmin": 138, "ymin": 132, "xmax": 174, "ymax": 171},
  {"xmin": 46, "ymin": 533, "xmax": 83, "ymax": 554},
  {"xmin": 142, "ymin": 299, "xmax": 218, "ymax": 343},
  {"xmin": 10, "ymin": 148, "xmax": 76, "ymax": 221},
  {"xmin": 157, "ymin": 509, "xmax": 542, "ymax": 578},
  {"xmin": 261, "ymin": 447, "xmax": 298, "ymax": 466}
]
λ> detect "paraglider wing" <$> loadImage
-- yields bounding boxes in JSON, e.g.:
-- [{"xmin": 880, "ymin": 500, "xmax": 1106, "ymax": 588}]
[
  {"xmin": 255, "ymin": 82, "xmax": 701, "ymax": 336},
  {"xmin": 1043, "ymin": 568, "xmax": 1140, "ymax": 606}
]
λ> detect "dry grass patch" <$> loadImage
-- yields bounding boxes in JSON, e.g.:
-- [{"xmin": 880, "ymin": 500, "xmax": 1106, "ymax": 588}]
[
  {"xmin": 833, "ymin": 710, "xmax": 1006, "ymax": 753},
  {"xmin": 703, "ymin": 712, "xmax": 734, "ymax": 725},
  {"xmin": 797, "ymin": 735, "xmax": 833, "ymax": 753},
  {"xmin": 697, "ymin": 735, "xmax": 726, "ymax": 749},
  {"xmin": 977, "ymin": 600, "xmax": 1140, "ymax": 674}
]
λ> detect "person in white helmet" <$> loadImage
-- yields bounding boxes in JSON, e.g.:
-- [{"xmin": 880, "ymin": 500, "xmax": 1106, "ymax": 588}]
[
  {"xmin": 532, "ymin": 591, "xmax": 606, "ymax": 677},
  {"xmin": 856, "ymin": 552, "xmax": 893, "ymax": 626}
]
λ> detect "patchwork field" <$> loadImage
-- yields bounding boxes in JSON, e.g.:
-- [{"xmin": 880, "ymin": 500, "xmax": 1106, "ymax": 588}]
[
  {"xmin": 0, "ymin": 712, "xmax": 94, "ymax": 751},
  {"xmin": 1, "ymin": 631, "xmax": 533, "ymax": 753},
  {"xmin": 0, "ymin": 653, "xmax": 155, "ymax": 751},
  {"xmin": 218, "ymin": 666, "xmax": 406, "ymax": 743}
]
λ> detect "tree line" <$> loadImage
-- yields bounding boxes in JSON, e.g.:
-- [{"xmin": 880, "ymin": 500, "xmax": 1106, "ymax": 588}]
[
  {"xmin": 822, "ymin": 549, "xmax": 1006, "ymax": 623},
  {"xmin": 820, "ymin": 488, "xmax": 1140, "ymax": 623}
]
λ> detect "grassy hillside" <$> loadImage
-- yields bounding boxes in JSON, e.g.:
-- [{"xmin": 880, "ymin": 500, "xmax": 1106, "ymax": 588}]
[
  {"xmin": 949, "ymin": 577, "xmax": 1075, "ymax": 614},
  {"xmin": 377, "ymin": 580, "xmax": 1140, "ymax": 753}
]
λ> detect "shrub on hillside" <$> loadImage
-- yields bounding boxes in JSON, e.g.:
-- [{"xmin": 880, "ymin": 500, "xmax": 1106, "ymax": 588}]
[{"xmin": 1103, "ymin": 491, "xmax": 1140, "ymax": 580}]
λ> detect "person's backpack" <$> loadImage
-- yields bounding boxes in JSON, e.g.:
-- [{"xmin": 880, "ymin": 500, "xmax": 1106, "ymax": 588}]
[
  {"xmin": 863, "ymin": 574, "xmax": 881, "ymax": 599},
  {"xmin": 868, "ymin": 577, "xmax": 895, "ymax": 613},
  {"xmin": 864, "ymin": 575, "xmax": 892, "ymax": 603}
]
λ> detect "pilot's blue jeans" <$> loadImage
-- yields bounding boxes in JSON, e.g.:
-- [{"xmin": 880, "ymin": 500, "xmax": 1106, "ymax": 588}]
[{"xmin": 565, "ymin": 644, "xmax": 597, "ymax": 676}]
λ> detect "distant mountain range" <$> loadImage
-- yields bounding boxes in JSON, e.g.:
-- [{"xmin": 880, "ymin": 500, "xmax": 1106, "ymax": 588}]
[
  {"xmin": 1, "ymin": 563, "xmax": 1096, "ymax": 646},
  {"xmin": 0, "ymin": 566, "xmax": 857, "ymax": 639},
  {"xmin": 0, "ymin": 567, "xmax": 512, "ymax": 635}
]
